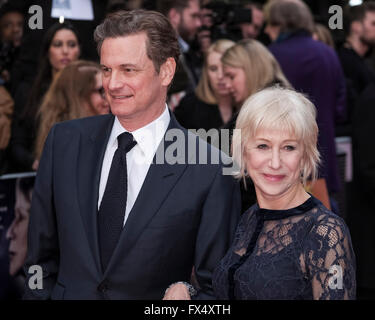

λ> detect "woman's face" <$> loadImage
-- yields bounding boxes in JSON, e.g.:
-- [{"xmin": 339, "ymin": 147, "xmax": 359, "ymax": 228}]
[
  {"xmin": 88, "ymin": 73, "xmax": 109, "ymax": 115},
  {"xmin": 206, "ymin": 51, "xmax": 229, "ymax": 97},
  {"xmin": 224, "ymin": 65, "xmax": 248, "ymax": 105},
  {"xmin": 6, "ymin": 185, "xmax": 32, "ymax": 276},
  {"xmin": 48, "ymin": 29, "xmax": 80, "ymax": 73},
  {"xmin": 245, "ymin": 127, "xmax": 304, "ymax": 203}
]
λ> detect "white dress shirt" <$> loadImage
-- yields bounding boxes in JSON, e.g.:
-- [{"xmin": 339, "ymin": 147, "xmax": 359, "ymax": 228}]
[{"xmin": 98, "ymin": 106, "xmax": 170, "ymax": 226}]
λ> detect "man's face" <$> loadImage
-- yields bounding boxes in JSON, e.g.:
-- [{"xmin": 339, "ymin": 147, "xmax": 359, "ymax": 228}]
[
  {"xmin": 0, "ymin": 11, "xmax": 24, "ymax": 47},
  {"xmin": 177, "ymin": 0, "xmax": 202, "ymax": 42},
  {"xmin": 240, "ymin": 7, "xmax": 264, "ymax": 39},
  {"xmin": 100, "ymin": 33, "xmax": 173, "ymax": 129},
  {"xmin": 360, "ymin": 11, "xmax": 375, "ymax": 46}
]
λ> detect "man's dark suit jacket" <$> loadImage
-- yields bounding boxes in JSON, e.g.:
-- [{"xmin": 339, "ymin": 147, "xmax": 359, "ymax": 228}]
[{"xmin": 23, "ymin": 112, "xmax": 240, "ymax": 299}]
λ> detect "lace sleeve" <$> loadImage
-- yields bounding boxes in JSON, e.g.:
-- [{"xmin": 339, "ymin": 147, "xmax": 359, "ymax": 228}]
[{"xmin": 303, "ymin": 213, "xmax": 356, "ymax": 300}]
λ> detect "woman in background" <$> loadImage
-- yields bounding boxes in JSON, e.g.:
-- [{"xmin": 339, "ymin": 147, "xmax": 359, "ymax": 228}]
[
  {"xmin": 10, "ymin": 22, "xmax": 81, "ymax": 172},
  {"xmin": 34, "ymin": 60, "xmax": 109, "ymax": 161},
  {"xmin": 174, "ymin": 39, "xmax": 235, "ymax": 131}
]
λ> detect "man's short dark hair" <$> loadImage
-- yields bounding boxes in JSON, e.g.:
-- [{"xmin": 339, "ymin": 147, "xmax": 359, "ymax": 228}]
[
  {"xmin": 157, "ymin": 0, "xmax": 193, "ymax": 16},
  {"xmin": 94, "ymin": 9, "xmax": 180, "ymax": 73},
  {"xmin": 0, "ymin": 2, "xmax": 24, "ymax": 20},
  {"xmin": 344, "ymin": 2, "xmax": 375, "ymax": 36}
]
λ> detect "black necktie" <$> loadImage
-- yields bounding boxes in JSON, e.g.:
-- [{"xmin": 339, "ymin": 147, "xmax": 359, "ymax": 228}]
[{"xmin": 98, "ymin": 132, "xmax": 137, "ymax": 271}]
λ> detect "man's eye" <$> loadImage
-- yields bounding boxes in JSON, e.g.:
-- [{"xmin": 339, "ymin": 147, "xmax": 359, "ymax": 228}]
[{"xmin": 101, "ymin": 68, "xmax": 111, "ymax": 75}]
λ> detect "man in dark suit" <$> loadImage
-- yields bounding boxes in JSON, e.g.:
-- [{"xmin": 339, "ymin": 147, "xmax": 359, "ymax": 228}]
[{"xmin": 23, "ymin": 9, "xmax": 240, "ymax": 300}]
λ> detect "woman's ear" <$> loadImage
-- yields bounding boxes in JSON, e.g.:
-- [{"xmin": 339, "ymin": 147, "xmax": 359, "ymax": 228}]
[{"xmin": 160, "ymin": 57, "xmax": 176, "ymax": 87}]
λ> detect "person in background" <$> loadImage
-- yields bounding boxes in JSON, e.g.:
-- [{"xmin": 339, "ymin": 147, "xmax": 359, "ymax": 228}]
[
  {"xmin": 0, "ymin": 3, "xmax": 24, "ymax": 89},
  {"xmin": 158, "ymin": 0, "xmax": 203, "ymax": 110},
  {"xmin": 222, "ymin": 38, "xmax": 290, "ymax": 128},
  {"xmin": 0, "ymin": 85, "xmax": 13, "ymax": 174},
  {"xmin": 174, "ymin": 39, "xmax": 235, "ymax": 131},
  {"xmin": 313, "ymin": 23, "xmax": 335, "ymax": 49},
  {"xmin": 264, "ymin": 0, "xmax": 346, "ymax": 211},
  {"xmin": 164, "ymin": 87, "xmax": 356, "ymax": 300},
  {"xmin": 9, "ymin": 22, "xmax": 81, "ymax": 173},
  {"xmin": 239, "ymin": 1, "xmax": 264, "ymax": 40},
  {"xmin": 5, "ymin": 177, "xmax": 34, "ymax": 298},
  {"xmin": 34, "ymin": 60, "xmax": 109, "ymax": 161},
  {"xmin": 338, "ymin": 2, "xmax": 375, "ymax": 133}
]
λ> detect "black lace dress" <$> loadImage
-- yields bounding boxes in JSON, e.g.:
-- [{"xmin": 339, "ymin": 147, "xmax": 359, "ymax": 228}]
[{"xmin": 213, "ymin": 196, "xmax": 356, "ymax": 300}]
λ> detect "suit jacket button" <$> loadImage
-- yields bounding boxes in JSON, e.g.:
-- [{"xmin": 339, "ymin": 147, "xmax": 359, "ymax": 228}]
[{"xmin": 98, "ymin": 281, "xmax": 109, "ymax": 293}]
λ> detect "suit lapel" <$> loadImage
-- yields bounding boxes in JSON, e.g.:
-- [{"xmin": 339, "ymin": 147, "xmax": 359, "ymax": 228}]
[
  {"xmin": 77, "ymin": 115, "xmax": 114, "ymax": 273},
  {"xmin": 104, "ymin": 113, "xmax": 189, "ymax": 275}
]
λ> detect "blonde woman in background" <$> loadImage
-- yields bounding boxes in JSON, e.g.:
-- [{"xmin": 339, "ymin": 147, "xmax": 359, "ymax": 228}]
[
  {"xmin": 34, "ymin": 60, "xmax": 109, "ymax": 161},
  {"xmin": 174, "ymin": 39, "xmax": 235, "ymax": 131}
]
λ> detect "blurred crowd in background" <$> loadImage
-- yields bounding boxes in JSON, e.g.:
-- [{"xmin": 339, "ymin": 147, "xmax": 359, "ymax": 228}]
[{"xmin": 1, "ymin": 0, "xmax": 375, "ymax": 300}]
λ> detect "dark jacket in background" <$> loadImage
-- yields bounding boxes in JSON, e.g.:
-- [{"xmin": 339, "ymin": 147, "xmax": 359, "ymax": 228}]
[
  {"xmin": 269, "ymin": 31, "xmax": 346, "ymax": 194},
  {"xmin": 174, "ymin": 92, "xmax": 224, "ymax": 131},
  {"xmin": 350, "ymin": 82, "xmax": 375, "ymax": 290}
]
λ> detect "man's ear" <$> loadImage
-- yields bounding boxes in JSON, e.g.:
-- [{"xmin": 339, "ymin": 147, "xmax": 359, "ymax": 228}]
[
  {"xmin": 160, "ymin": 57, "xmax": 176, "ymax": 87},
  {"xmin": 351, "ymin": 21, "xmax": 363, "ymax": 36},
  {"xmin": 168, "ymin": 8, "xmax": 181, "ymax": 30}
]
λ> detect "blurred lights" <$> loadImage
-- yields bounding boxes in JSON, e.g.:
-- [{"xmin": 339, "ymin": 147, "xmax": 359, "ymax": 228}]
[{"xmin": 349, "ymin": 0, "xmax": 363, "ymax": 6}]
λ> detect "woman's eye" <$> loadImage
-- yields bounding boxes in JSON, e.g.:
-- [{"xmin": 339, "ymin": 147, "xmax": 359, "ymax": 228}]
[
  {"xmin": 257, "ymin": 144, "xmax": 268, "ymax": 150},
  {"xmin": 284, "ymin": 145, "xmax": 296, "ymax": 151}
]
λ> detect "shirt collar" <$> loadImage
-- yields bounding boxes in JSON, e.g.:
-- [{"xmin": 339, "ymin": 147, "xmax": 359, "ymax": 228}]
[
  {"xmin": 110, "ymin": 105, "xmax": 170, "ymax": 158},
  {"xmin": 178, "ymin": 36, "xmax": 190, "ymax": 53}
]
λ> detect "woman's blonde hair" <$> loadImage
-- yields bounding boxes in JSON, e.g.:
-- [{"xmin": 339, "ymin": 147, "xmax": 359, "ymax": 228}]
[
  {"xmin": 232, "ymin": 86, "xmax": 320, "ymax": 187},
  {"xmin": 35, "ymin": 60, "xmax": 101, "ymax": 159},
  {"xmin": 313, "ymin": 23, "xmax": 335, "ymax": 49},
  {"xmin": 221, "ymin": 39, "xmax": 290, "ymax": 104},
  {"xmin": 195, "ymin": 39, "xmax": 235, "ymax": 104}
]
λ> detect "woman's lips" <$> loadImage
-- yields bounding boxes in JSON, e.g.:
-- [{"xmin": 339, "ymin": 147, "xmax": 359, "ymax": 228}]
[
  {"xmin": 60, "ymin": 59, "xmax": 71, "ymax": 64},
  {"xmin": 263, "ymin": 173, "xmax": 285, "ymax": 182}
]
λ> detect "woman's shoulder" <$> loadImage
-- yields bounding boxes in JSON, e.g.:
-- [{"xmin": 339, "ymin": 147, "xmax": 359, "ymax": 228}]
[{"xmin": 306, "ymin": 199, "xmax": 351, "ymax": 244}]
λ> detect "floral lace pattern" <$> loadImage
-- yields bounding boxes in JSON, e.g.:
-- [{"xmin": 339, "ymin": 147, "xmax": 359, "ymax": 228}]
[{"xmin": 213, "ymin": 196, "xmax": 356, "ymax": 300}]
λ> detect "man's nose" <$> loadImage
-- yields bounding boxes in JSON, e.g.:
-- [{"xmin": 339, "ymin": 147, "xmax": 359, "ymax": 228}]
[{"xmin": 108, "ymin": 72, "xmax": 124, "ymax": 91}]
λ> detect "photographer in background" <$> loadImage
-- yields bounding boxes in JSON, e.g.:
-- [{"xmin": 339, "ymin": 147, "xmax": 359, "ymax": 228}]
[
  {"xmin": 200, "ymin": 1, "xmax": 254, "ymax": 42},
  {"xmin": 238, "ymin": 1, "xmax": 264, "ymax": 40}
]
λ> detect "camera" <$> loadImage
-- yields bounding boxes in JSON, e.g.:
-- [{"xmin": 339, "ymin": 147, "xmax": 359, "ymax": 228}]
[{"xmin": 203, "ymin": 1, "xmax": 252, "ymax": 41}]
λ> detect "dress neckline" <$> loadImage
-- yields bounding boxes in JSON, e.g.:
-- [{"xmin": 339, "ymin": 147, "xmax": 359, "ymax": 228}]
[{"xmin": 254, "ymin": 195, "xmax": 319, "ymax": 221}]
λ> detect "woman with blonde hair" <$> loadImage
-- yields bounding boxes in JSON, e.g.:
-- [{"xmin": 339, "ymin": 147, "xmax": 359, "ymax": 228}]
[
  {"xmin": 164, "ymin": 87, "xmax": 356, "ymax": 300},
  {"xmin": 34, "ymin": 60, "xmax": 109, "ymax": 160},
  {"xmin": 174, "ymin": 39, "xmax": 235, "ymax": 130},
  {"xmin": 222, "ymin": 38, "xmax": 290, "ymax": 108}
]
